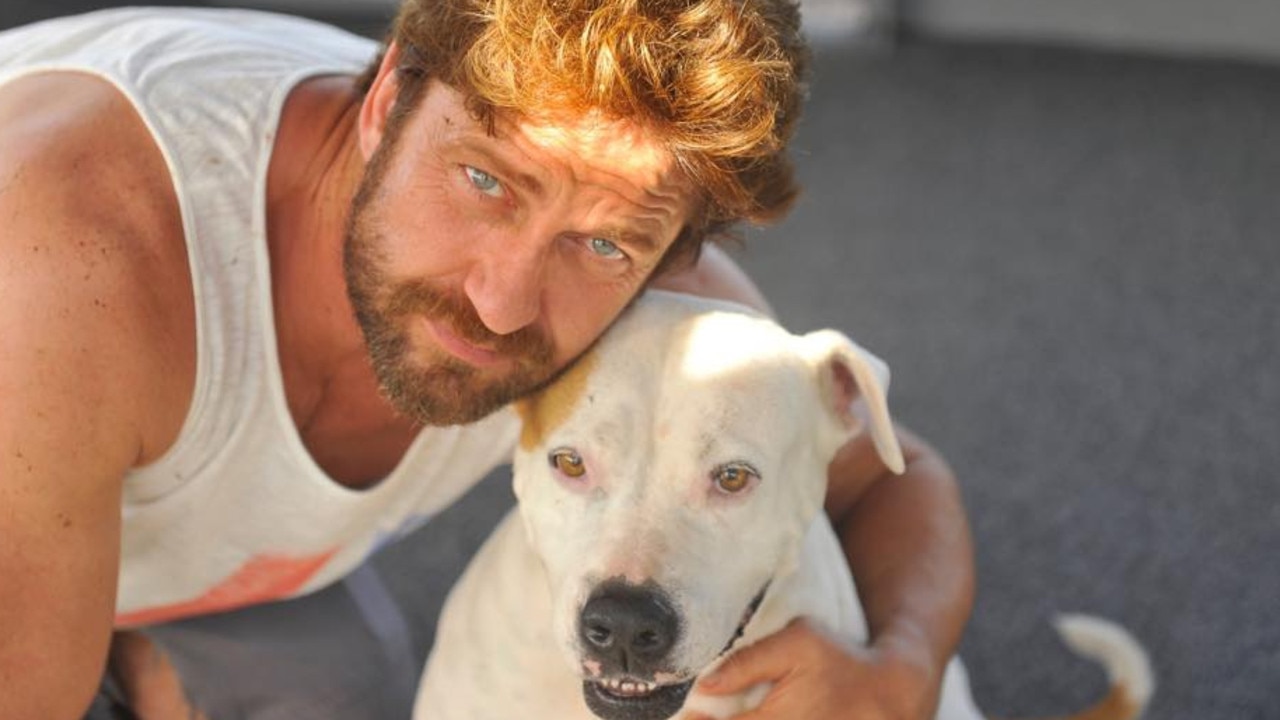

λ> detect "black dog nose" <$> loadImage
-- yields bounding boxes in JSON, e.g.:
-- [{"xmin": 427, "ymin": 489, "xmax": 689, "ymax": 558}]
[{"xmin": 579, "ymin": 581, "xmax": 680, "ymax": 675}]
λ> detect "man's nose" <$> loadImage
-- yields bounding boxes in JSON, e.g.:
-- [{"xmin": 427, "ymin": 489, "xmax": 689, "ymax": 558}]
[{"xmin": 462, "ymin": 234, "xmax": 548, "ymax": 336}]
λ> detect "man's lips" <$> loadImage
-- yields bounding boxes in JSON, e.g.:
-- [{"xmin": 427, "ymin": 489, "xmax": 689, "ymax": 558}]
[{"xmin": 424, "ymin": 318, "xmax": 503, "ymax": 367}]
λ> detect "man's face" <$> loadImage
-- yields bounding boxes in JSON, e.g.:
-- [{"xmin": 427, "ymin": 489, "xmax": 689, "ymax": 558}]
[{"xmin": 346, "ymin": 78, "xmax": 693, "ymax": 425}]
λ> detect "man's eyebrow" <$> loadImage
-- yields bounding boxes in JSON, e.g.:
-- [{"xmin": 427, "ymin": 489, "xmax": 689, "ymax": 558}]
[
  {"xmin": 456, "ymin": 132, "xmax": 678, "ymax": 258},
  {"xmin": 614, "ymin": 227, "xmax": 662, "ymax": 256},
  {"xmin": 459, "ymin": 138, "xmax": 545, "ymax": 196}
]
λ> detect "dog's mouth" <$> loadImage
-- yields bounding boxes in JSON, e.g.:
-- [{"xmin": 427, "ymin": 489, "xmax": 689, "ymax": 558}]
[
  {"xmin": 580, "ymin": 581, "xmax": 771, "ymax": 720},
  {"xmin": 582, "ymin": 677, "xmax": 695, "ymax": 720}
]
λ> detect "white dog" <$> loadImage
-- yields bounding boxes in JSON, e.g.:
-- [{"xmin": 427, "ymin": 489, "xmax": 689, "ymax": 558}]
[{"xmin": 414, "ymin": 291, "xmax": 1153, "ymax": 720}]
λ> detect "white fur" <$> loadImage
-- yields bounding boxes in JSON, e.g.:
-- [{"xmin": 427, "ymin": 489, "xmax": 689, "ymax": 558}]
[
  {"xmin": 1054, "ymin": 614, "xmax": 1156, "ymax": 708},
  {"xmin": 412, "ymin": 292, "xmax": 1148, "ymax": 720}
]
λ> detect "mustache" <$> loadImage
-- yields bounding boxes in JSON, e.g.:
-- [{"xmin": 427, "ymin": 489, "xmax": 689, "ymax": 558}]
[{"xmin": 384, "ymin": 280, "xmax": 551, "ymax": 361}]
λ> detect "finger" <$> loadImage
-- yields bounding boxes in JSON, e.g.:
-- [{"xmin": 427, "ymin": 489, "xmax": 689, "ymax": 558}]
[
  {"xmin": 686, "ymin": 700, "xmax": 776, "ymax": 720},
  {"xmin": 696, "ymin": 619, "xmax": 812, "ymax": 695}
]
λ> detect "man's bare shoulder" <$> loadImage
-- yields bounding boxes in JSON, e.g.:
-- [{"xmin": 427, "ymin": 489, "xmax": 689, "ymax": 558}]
[
  {"xmin": 0, "ymin": 70, "xmax": 195, "ymax": 463},
  {"xmin": 0, "ymin": 71, "xmax": 183, "ymax": 251}
]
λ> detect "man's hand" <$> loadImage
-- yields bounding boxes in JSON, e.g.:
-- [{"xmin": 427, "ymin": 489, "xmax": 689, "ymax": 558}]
[
  {"xmin": 111, "ymin": 632, "xmax": 210, "ymax": 720},
  {"xmin": 687, "ymin": 619, "xmax": 943, "ymax": 720}
]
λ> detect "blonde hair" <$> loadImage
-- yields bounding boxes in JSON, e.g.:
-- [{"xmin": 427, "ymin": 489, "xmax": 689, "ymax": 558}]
[{"xmin": 359, "ymin": 0, "xmax": 809, "ymax": 263}]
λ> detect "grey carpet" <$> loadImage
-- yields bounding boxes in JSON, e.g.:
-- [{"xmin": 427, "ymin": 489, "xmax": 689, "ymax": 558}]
[{"xmin": 5, "ymin": 5, "xmax": 1277, "ymax": 719}]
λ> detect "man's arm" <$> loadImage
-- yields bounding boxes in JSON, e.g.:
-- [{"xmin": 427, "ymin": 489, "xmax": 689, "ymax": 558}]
[
  {"xmin": 0, "ymin": 72, "xmax": 192, "ymax": 720},
  {"xmin": 826, "ymin": 424, "xmax": 975, "ymax": 718},
  {"xmin": 0, "ymin": 286, "xmax": 131, "ymax": 719}
]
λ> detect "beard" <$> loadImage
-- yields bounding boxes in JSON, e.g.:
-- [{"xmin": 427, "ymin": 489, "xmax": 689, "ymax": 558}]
[{"xmin": 343, "ymin": 132, "xmax": 557, "ymax": 426}]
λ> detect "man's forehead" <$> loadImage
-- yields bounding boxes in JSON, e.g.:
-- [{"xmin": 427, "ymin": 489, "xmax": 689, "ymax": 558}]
[
  {"xmin": 423, "ymin": 80, "xmax": 691, "ymax": 199},
  {"xmin": 513, "ymin": 109, "xmax": 682, "ymax": 190},
  {"xmin": 495, "ymin": 109, "xmax": 696, "ymax": 252}
]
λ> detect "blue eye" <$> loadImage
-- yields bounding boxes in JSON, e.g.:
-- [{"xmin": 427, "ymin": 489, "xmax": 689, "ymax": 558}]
[
  {"xmin": 588, "ymin": 237, "xmax": 625, "ymax": 260},
  {"xmin": 464, "ymin": 166, "xmax": 503, "ymax": 198}
]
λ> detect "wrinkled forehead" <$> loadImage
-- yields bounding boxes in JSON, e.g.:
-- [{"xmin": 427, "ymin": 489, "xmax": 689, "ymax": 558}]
[{"xmin": 513, "ymin": 108, "xmax": 687, "ymax": 194}]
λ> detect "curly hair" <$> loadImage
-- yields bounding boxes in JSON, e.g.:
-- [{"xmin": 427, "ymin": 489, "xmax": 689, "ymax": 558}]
[{"xmin": 357, "ymin": 0, "xmax": 810, "ymax": 265}]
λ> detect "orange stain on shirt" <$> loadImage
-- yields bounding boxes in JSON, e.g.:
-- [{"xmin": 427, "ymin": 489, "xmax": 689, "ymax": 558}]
[{"xmin": 115, "ymin": 549, "xmax": 338, "ymax": 627}]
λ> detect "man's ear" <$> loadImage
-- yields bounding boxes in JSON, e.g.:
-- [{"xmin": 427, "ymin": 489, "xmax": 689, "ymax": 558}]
[
  {"xmin": 358, "ymin": 41, "xmax": 404, "ymax": 160},
  {"xmin": 799, "ymin": 329, "xmax": 906, "ymax": 474}
]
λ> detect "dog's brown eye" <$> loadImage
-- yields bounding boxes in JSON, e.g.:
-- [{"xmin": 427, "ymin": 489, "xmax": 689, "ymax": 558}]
[
  {"xmin": 713, "ymin": 463, "xmax": 758, "ymax": 494},
  {"xmin": 550, "ymin": 448, "xmax": 586, "ymax": 478}
]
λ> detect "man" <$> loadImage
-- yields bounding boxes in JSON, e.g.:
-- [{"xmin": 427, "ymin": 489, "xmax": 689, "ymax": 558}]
[{"xmin": 0, "ymin": 1, "xmax": 973, "ymax": 719}]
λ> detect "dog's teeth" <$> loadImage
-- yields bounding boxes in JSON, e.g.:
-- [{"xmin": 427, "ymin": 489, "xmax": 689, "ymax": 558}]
[{"xmin": 598, "ymin": 678, "xmax": 659, "ymax": 697}]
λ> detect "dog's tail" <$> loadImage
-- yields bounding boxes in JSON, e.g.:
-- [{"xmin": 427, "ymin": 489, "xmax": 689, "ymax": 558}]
[{"xmin": 1007, "ymin": 614, "xmax": 1154, "ymax": 720}]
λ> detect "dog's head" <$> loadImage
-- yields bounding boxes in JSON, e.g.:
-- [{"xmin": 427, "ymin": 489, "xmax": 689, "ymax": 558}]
[{"xmin": 513, "ymin": 292, "xmax": 903, "ymax": 720}]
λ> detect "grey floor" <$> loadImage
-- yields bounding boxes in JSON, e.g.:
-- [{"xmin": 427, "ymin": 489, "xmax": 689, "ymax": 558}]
[{"xmin": 6, "ymin": 5, "xmax": 1278, "ymax": 719}]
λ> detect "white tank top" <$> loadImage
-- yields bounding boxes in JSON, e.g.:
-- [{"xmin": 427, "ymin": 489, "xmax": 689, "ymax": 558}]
[{"xmin": 0, "ymin": 7, "xmax": 519, "ymax": 626}]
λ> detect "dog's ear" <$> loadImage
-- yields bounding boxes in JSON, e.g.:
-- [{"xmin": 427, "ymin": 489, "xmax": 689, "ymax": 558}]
[{"xmin": 798, "ymin": 329, "xmax": 906, "ymax": 475}]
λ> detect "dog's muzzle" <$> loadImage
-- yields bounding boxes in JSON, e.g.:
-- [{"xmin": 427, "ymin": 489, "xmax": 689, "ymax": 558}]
[
  {"xmin": 577, "ymin": 580, "xmax": 687, "ymax": 720},
  {"xmin": 577, "ymin": 579, "xmax": 771, "ymax": 720},
  {"xmin": 579, "ymin": 580, "xmax": 680, "ymax": 678}
]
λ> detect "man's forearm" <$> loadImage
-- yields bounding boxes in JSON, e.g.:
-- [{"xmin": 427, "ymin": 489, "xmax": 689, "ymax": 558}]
[{"xmin": 830, "ymin": 429, "xmax": 975, "ymax": 670}]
